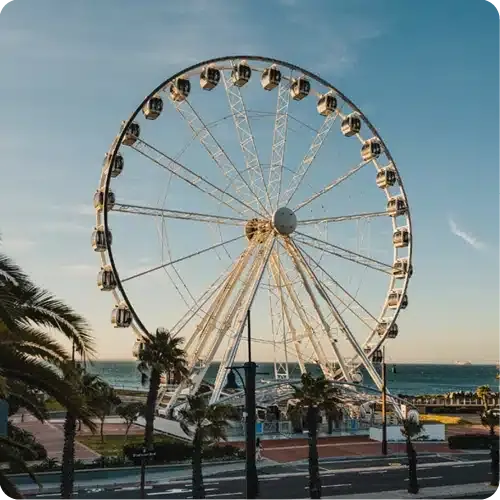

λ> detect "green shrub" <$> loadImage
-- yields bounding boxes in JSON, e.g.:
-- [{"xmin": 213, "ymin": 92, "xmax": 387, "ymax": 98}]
[
  {"xmin": 448, "ymin": 433, "xmax": 492, "ymax": 450},
  {"xmin": 8, "ymin": 424, "xmax": 47, "ymax": 461}
]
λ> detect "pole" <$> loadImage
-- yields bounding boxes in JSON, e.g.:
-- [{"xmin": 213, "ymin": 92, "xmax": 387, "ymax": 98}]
[
  {"xmin": 140, "ymin": 456, "xmax": 146, "ymax": 499},
  {"xmin": 381, "ymin": 346, "xmax": 387, "ymax": 456},
  {"xmin": 245, "ymin": 309, "xmax": 259, "ymax": 498}
]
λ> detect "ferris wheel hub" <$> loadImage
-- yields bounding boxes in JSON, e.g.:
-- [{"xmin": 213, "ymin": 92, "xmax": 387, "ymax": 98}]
[{"xmin": 272, "ymin": 207, "xmax": 297, "ymax": 235}]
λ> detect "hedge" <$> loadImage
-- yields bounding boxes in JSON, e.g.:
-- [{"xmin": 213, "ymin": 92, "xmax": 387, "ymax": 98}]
[{"xmin": 448, "ymin": 433, "xmax": 493, "ymax": 450}]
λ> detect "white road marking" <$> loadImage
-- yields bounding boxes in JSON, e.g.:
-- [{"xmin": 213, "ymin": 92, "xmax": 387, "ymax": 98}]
[
  {"xmin": 453, "ymin": 464, "xmax": 476, "ymax": 468},
  {"xmin": 117, "ymin": 486, "xmax": 153, "ymax": 491},
  {"xmin": 405, "ymin": 476, "xmax": 442, "ymax": 481},
  {"xmin": 149, "ymin": 488, "xmax": 189, "ymax": 496},
  {"xmin": 305, "ymin": 483, "xmax": 352, "ymax": 489},
  {"xmin": 360, "ymin": 470, "xmax": 386, "ymax": 474},
  {"xmin": 206, "ymin": 493, "xmax": 242, "ymax": 497},
  {"xmin": 36, "ymin": 495, "xmax": 60, "ymax": 498}
]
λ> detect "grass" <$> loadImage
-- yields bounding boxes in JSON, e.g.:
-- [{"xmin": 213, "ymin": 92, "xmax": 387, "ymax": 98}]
[
  {"xmin": 419, "ymin": 414, "xmax": 472, "ymax": 425},
  {"xmin": 77, "ymin": 434, "xmax": 175, "ymax": 456},
  {"xmin": 44, "ymin": 398, "xmax": 65, "ymax": 411}
]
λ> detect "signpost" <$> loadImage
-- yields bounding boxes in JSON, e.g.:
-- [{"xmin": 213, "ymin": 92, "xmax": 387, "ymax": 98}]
[{"xmin": 132, "ymin": 448, "xmax": 156, "ymax": 499}]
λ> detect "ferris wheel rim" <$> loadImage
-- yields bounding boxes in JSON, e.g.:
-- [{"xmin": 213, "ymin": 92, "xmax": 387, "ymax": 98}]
[{"xmin": 97, "ymin": 54, "xmax": 413, "ymax": 381}]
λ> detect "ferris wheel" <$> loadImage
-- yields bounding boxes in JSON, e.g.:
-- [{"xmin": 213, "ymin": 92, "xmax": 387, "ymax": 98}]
[{"xmin": 93, "ymin": 56, "xmax": 412, "ymax": 410}]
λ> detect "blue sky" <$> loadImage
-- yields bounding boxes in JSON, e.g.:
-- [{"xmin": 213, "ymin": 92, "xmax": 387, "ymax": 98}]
[{"xmin": 0, "ymin": 0, "xmax": 498, "ymax": 364}]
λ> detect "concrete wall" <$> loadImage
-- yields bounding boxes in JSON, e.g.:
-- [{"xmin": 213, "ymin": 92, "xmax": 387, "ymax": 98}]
[{"xmin": 369, "ymin": 423, "xmax": 445, "ymax": 442}]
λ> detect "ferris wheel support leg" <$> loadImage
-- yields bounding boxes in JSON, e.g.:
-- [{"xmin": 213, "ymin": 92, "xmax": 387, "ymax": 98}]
[
  {"xmin": 288, "ymin": 239, "xmax": 393, "ymax": 397},
  {"xmin": 271, "ymin": 251, "xmax": 332, "ymax": 378},
  {"xmin": 210, "ymin": 237, "xmax": 275, "ymax": 404},
  {"xmin": 269, "ymin": 254, "xmax": 306, "ymax": 374}
]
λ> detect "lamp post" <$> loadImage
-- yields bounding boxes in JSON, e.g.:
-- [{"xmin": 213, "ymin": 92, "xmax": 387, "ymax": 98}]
[
  {"xmin": 224, "ymin": 309, "xmax": 259, "ymax": 499},
  {"xmin": 381, "ymin": 346, "xmax": 388, "ymax": 456},
  {"xmin": 132, "ymin": 447, "xmax": 155, "ymax": 499}
]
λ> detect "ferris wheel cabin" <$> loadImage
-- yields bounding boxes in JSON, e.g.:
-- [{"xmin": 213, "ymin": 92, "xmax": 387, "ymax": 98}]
[
  {"xmin": 371, "ymin": 348, "xmax": 383, "ymax": 364},
  {"xmin": 392, "ymin": 258, "xmax": 413, "ymax": 278},
  {"xmin": 200, "ymin": 66, "xmax": 221, "ymax": 90},
  {"xmin": 143, "ymin": 96, "xmax": 164, "ymax": 120},
  {"xmin": 386, "ymin": 196, "xmax": 408, "ymax": 217},
  {"xmin": 393, "ymin": 227, "xmax": 410, "ymax": 248},
  {"xmin": 93, "ymin": 189, "xmax": 115, "ymax": 212},
  {"xmin": 111, "ymin": 304, "xmax": 133, "ymax": 328},
  {"xmin": 341, "ymin": 113, "xmax": 362, "ymax": 137},
  {"xmin": 121, "ymin": 121, "xmax": 140, "ymax": 146},
  {"xmin": 104, "ymin": 152, "xmax": 124, "ymax": 178},
  {"xmin": 91, "ymin": 226, "xmax": 112, "ymax": 252},
  {"xmin": 376, "ymin": 167, "xmax": 397, "ymax": 189},
  {"xmin": 231, "ymin": 61, "xmax": 251, "ymax": 87},
  {"xmin": 317, "ymin": 94, "xmax": 337, "ymax": 116},
  {"xmin": 261, "ymin": 65, "xmax": 281, "ymax": 90},
  {"xmin": 97, "ymin": 266, "xmax": 116, "ymax": 291},
  {"xmin": 290, "ymin": 77, "xmax": 310, "ymax": 101},
  {"xmin": 170, "ymin": 77, "xmax": 191, "ymax": 102},
  {"xmin": 388, "ymin": 289, "xmax": 408, "ymax": 309},
  {"xmin": 361, "ymin": 138, "xmax": 382, "ymax": 161},
  {"xmin": 377, "ymin": 320, "xmax": 399, "ymax": 339},
  {"xmin": 132, "ymin": 339, "xmax": 145, "ymax": 358}
]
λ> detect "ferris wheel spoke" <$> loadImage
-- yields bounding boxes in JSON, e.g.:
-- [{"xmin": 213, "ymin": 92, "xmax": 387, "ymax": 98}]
[
  {"xmin": 294, "ymin": 231, "xmax": 392, "ymax": 274},
  {"xmin": 267, "ymin": 71, "xmax": 291, "ymax": 211},
  {"xmin": 171, "ymin": 99, "xmax": 268, "ymax": 215},
  {"xmin": 112, "ymin": 202, "xmax": 246, "ymax": 226},
  {"xmin": 294, "ymin": 159, "xmax": 372, "ymax": 213},
  {"xmin": 131, "ymin": 138, "xmax": 263, "ymax": 218},
  {"xmin": 286, "ymin": 238, "xmax": 385, "ymax": 391},
  {"xmin": 281, "ymin": 106, "xmax": 341, "ymax": 207},
  {"xmin": 299, "ymin": 210, "xmax": 388, "ymax": 225},
  {"xmin": 222, "ymin": 68, "xmax": 272, "ymax": 214},
  {"xmin": 296, "ymin": 241, "xmax": 378, "ymax": 327},
  {"xmin": 121, "ymin": 235, "xmax": 244, "ymax": 283}
]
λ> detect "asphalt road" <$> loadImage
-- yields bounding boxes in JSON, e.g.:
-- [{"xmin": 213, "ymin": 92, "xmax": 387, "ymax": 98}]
[{"xmin": 29, "ymin": 453, "xmax": 493, "ymax": 499}]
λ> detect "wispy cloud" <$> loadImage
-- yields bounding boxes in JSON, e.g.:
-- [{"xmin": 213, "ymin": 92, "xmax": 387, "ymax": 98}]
[
  {"xmin": 2, "ymin": 237, "xmax": 36, "ymax": 252},
  {"xmin": 448, "ymin": 217, "xmax": 485, "ymax": 250},
  {"xmin": 60, "ymin": 264, "xmax": 96, "ymax": 276}
]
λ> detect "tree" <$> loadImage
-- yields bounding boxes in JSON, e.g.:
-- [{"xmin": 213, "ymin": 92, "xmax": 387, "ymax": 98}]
[
  {"xmin": 59, "ymin": 363, "xmax": 104, "ymax": 499},
  {"xmin": 178, "ymin": 394, "xmax": 232, "ymax": 499},
  {"xmin": 116, "ymin": 402, "xmax": 145, "ymax": 441},
  {"xmin": 137, "ymin": 328, "xmax": 188, "ymax": 450},
  {"xmin": 93, "ymin": 383, "xmax": 121, "ymax": 443},
  {"xmin": 291, "ymin": 373, "xmax": 343, "ymax": 499},
  {"xmin": 477, "ymin": 385, "xmax": 499, "ymax": 487},
  {"xmin": 401, "ymin": 417, "xmax": 424, "ymax": 494}
]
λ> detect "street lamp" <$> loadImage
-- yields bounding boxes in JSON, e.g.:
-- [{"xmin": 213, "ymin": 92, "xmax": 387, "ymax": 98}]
[
  {"xmin": 224, "ymin": 309, "xmax": 259, "ymax": 499},
  {"xmin": 381, "ymin": 346, "xmax": 388, "ymax": 456}
]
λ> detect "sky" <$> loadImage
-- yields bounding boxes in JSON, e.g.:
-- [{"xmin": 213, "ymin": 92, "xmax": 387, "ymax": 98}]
[{"xmin": 0, "ymin": 0, "xmax": 498, "ymax": 365}]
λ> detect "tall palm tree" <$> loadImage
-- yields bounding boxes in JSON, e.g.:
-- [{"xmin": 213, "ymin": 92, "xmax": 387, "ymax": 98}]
[
  {"xmin": 477, "ymin": 385, "xmax": 499, "ymax": 487},
  {"xmin": 401, "ymin": 417, "xmax": 424, "ymax": 494},
  {"xmin": 137, "ymin": 328, "xmax": 188, "ymax": 450},
  {"xmin": 178, "ymin": 394, "xmax": 232, "ymax": 499},
  {"xmin": 60, "ymin": 363, "xmax": 106, "ymax": 499},
  {"xmin": 291, "ymin": 373, "xmax": 343, "ymax": 499}
]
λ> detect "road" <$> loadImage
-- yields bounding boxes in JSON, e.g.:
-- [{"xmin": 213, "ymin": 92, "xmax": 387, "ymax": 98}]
[{"xmin": 28, "ymin": 453, "xmax": 494, "ymax": 499}]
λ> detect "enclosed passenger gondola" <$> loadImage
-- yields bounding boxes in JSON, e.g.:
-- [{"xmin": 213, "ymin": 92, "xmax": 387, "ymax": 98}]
[
  {"xmin": 200, "ymin": 66, "xmax": 221, "ymax": 90},
  {"xmin": 341, "ymin": 113, "xmax": 361, "ymax": 137},
  {"xmin": 372, "ymin": 348, "xmax": 384, "ymax": 364},
  {"xmin": 104, "ymin": 152, "xmax": 124, "ymax": 178},
  {"xmin": 111, "ymin": 303, "xmax": 133, "ymax": 328},
  {"xmin": 132, "ymin": 339, "xmax": 145, "ymax": 358},
  {"xmin": 93, "ymin": 189, "xmax": 115, "ymax": 211},
  {"xmin": 121, "ymin": 121, "xmax": 140, "ymax": 146},
  {"xmin": 376, "ymin": 167, "xmax": 397, "ymax": 189},
  {"xmin": 97, "ymin": 266, "xmax": 116, "ymax": 291},
  {"xmin": 393, "ymin": 227, "xmax": 410, "ymax": 248},
  {"xmin": 386, "ymin": 196, "xmax": 407, "ymax": 217},
  {"xmin": 317, "ymin": 93, "xmax": 337, "ymax": 116},
  {"xmin": 377, "ymin": 320, "xmax": 399, "ymax": 339},
  {"xmin": 361, "ymin": 138, "xmax": 382, "ymax": 161},
  {"xmin": 387, "ymin": 290, "xmax": 408, "ymax": 309},
  {"xmin": 142, "ymin": 96, "xmax": 163, "ymax": 120},
  {"xmin": 91, "ymin": 226, "xmax": 112, "ymax": 252},
  {"xmin": 261, "ymin": 65, "xmax": 281, "ymax": 90},
  {"xmin": 392, "ymin": 258, "xmax": 413, "ymax": 278},
  {"xmin": 231, "ymin": 60, "xmax": 251, "ymax": 87},
  {"xmin": 170, "ymin": 77, "xmax": 191, "ymax": 102},
  {"xmin": 290, "ymin": 77, "xmax": 310, "ymax": 101}
]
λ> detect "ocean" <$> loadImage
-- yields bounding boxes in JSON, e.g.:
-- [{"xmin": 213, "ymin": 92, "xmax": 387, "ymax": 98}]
[{"xmin": 87, "ymin": 361, "xmax": 498, "ymax": 396}]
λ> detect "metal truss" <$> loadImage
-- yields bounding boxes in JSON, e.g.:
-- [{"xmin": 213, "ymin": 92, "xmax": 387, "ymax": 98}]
[
  {"xmin": 267, "ymin": 73, "xmax": 291, "ymax": 211},
  {"xmin": 171, "ymin": 99, "xmax": 267, "ymax": 217},
  {"xmin": 222, "ymin": 69, "xmax": 272, "ymax": 213}
]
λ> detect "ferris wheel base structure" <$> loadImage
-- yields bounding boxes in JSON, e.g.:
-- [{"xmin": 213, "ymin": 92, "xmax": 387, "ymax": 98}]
[{"xmin": 92, "ymin": 56, "xmax": 413, "ymax": 420}]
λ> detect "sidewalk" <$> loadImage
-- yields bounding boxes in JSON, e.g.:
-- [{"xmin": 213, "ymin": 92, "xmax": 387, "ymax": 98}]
[{"xmin": 325, "ymin": 482, "xmax": 497, "ymax": 498}]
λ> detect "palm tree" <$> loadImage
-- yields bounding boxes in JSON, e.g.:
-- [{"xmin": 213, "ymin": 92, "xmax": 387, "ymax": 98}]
[
  {"xmin": 401, "ymin": 417, "xmax": 424, "ymax": 494},
  {"xmin": 137, "ymin": 328, "xmax": 188, "ymax": 450},
  {"xmin": 60, "ymin": 363, "xmax": 106, "ymax": 498},
  {"xmin": 93, "ymin": 383, "xmax": 121, "ymax": 443},
  {"xmin": 291, "ymin": 373, "xmax": 343, "ymax": 499},
  {"xmin": 178, "ymin": 394, "xmax": 232, "ymax": 499},
  {"xmin": 477, "ymin": 385, "xmax": 499, "ymax": 487},
  {"xmin": 116, "ymin": 402, "xmax": 145, "ymax": 442}
]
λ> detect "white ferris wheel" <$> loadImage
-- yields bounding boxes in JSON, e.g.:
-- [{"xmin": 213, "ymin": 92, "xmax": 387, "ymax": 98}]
[{"xmin": 93, "ymin": 56, "xmax": 413, "ymax": 411}]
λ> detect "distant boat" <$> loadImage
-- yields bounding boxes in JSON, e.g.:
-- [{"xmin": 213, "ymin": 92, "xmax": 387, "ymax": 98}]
[
  {"xmin": 391, "ymin": 365, "xmax": 397, "ymax": 374},
  {"xmin": 455, "ymin": 361, "xmax": 472, "ymax": 366}
]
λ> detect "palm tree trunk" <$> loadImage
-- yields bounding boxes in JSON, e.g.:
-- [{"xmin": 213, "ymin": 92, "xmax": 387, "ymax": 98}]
[
  {"xmin": 490, "ymin": 427, "xmax": 499, "ymax": 486},
  {"xmin": 406, "ymin": 438, "xmax": 419, "ymax": 494},
  {"xmin": 192, "ymin": 428, "xmax": 205, "ymax": 499},
  {"xmin": 144, "ymin": 368, "xmax": 161, "ymax": 451},
  {"xmin": 100, "ymin": 420, "xmax": 105, "ymax": 444},
  {"xmin": 307, "ymin": 406, "xmax": 321, "ymax": 499},
  {"xmin": 60, "ymin": 412, "xmax": 77, "ymax": 498}
]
